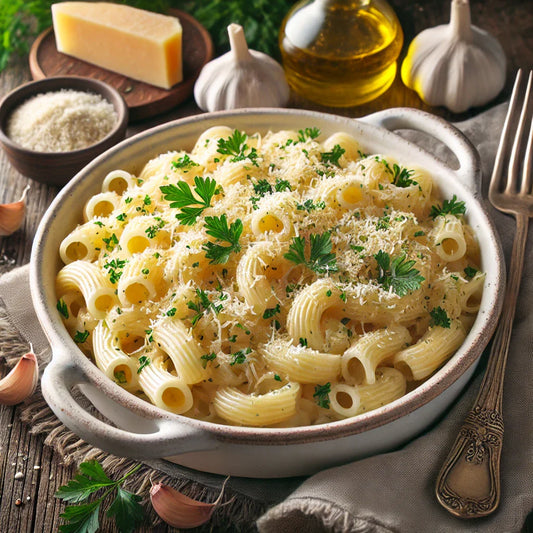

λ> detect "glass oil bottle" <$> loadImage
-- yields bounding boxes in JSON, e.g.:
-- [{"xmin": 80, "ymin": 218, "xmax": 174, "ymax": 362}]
[{"xmin": 279, "ymin": 0, "xmax": 404, "ymax": 107}]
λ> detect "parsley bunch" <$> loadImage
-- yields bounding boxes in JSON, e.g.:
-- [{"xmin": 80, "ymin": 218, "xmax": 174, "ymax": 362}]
[
  {"xmin": 55, "ymin": 460, "xmax": 144, "ymax": 533},
  {"xmin": 374, "ymin": 251, "xmax": 425, "ymax": 296},
  {"xmin": 284, "ymin": 232, "xmax": 338, "ymax": 274}
]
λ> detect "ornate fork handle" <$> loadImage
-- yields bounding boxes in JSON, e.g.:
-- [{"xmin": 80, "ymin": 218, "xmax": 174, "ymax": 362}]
[{"xmin": 435, "ymin": 213, "xmax": 529, "ymax": 518}]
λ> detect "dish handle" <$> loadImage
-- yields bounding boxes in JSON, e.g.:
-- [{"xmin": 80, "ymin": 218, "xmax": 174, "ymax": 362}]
[
  {"xmin": 41, "ymin": 347, "xmax": 218, "ymax": 459},
  {"xmin": 360, "ymin": 108, "xmax": 481, "ymax": 194}
]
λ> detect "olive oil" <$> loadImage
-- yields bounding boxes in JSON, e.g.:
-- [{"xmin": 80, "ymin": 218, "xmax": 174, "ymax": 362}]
[{"xmin": 280, "ymin": 0, "xmax": 403, "ymax": 107}]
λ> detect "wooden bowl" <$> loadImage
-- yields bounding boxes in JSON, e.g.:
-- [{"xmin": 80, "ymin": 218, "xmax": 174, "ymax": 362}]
[{"xmin": 0, "ymin": 76, "xmax": 128, "ymax": 186}]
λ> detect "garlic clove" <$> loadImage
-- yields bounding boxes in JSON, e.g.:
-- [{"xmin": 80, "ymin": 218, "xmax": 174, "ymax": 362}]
[
  {"xmin": 401, "ymin": 0, "xmax": 506, "ymax": 113},
  {"xmin": 194, "ymin": 23, "xmax": 290, "ymax": 112},
  {"xmin": 0, "ymin": 350, "xmax": 39, "ymax": 405},
  {"xmin": 150, "ymin": 479, "xmax": 228, "ymax": 529},
  {"xmin": 0, "ymin": 184, "xmax": 30, "ymax": 236}
]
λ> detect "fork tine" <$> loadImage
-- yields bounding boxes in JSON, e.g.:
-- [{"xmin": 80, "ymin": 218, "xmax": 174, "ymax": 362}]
[
  {"xmin": 521, "ymin": 72, "xmax": 533, "ymax": 195},
  {"xmin": 508, "ymin": 70, "xmax": 532, "ymax": 193},
  {"xmin": 489, "ymin": 70, "xmax": 523, "ymax": 198}
]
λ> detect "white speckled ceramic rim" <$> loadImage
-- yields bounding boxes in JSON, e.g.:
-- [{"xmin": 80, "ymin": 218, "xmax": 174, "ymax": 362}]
[{"xmin": 31, "ymin": 107, "xmax": 505, "ymax": 457}]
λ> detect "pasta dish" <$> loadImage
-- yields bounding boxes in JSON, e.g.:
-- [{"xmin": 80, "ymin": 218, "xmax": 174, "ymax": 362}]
[{"xmin": 55, "ymin": 126, "xmax": 484, "ymax": 427}]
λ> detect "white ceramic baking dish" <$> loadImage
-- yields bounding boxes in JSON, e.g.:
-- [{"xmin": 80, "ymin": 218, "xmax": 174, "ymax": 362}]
[{"xmin": 32, "ymin": 108, "xmax": 504, "ymax": 478}]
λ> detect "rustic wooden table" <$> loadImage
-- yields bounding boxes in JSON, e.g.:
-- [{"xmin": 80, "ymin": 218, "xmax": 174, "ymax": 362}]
[{"xmin": 0, "ymin": 1, "xmax": 531, "ymax": 531}]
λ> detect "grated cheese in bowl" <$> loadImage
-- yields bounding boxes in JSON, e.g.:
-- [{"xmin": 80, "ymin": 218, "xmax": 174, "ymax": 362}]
[{"xmin": 6, "ymin": 89, "xmax": 118, "ymax": 153}]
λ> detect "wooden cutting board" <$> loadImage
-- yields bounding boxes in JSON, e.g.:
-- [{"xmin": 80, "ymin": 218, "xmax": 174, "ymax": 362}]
[{"xmin": 29, "ymin": 9, "xmax": 213, "ymax": 122}]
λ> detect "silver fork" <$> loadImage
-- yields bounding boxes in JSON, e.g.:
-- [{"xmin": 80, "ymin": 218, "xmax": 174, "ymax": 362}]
[{"xmin": 435, "ymin": 69, "xmax": 533, "ymax": 519}]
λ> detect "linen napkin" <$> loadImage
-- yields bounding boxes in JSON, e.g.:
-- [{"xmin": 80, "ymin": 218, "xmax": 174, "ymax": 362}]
[{"xmin": 0, "ymin": 104, "xmax": 531, "ymax": 532}]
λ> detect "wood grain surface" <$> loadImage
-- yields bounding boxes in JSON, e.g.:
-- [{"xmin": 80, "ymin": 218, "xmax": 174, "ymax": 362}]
[
  {"xmin": 29, "ymin": 9, "xmax": 213, "ymax": 121},
  {"xmin": 0, "ymin": 1, "xmax": 532, "ymax": 531}
]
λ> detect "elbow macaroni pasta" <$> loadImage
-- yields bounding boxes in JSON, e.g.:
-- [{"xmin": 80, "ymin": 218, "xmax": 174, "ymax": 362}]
[{"xmin": 55, "ymin": 126, "xmax": 484, "ymax": 427}]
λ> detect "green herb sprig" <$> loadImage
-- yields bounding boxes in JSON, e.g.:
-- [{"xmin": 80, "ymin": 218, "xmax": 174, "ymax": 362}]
[
  {"xmin": 284, "ymin": 232, "xmax": 338, "ymax": 274},
  {"xmin": 430, "ymin": 195, "xmax": 466, "ymax": 219},
  {"xmin": 202, "ymin": 215, "xmax": 243, "ymax": 264},
  {"xmin": 55, "ymin": 460, "xmax": 144, "ymax": 533},
  {"xmin": 160, "ymin": 176, "xmax": 218, "ymax": 225},
  {"xmin": 374, "ymin": 251, "xmax": 425, "ymax": 296},
  {"xmin": 217, "ymin": 130, "xmax": 258, "ymax": 165}
]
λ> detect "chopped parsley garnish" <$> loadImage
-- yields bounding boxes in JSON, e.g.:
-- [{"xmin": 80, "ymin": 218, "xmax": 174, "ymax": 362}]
[
  {"xmin": 143, "ymin": 195, "xmax": 152, "ymax": 206},
  {"xmin": 230, "ymin": 348, "xmax": 251, "ymax": 366},
  {"xmin": 102, "ymin": 233, "xmax": 119, "ymax": 251},
  {"xmin": 375, "ymin": 215, "xmax": 390, "ymax": 231},
  {"xmin": 94, "ymin": 221, "xmax": 104, "ymax": 227},
  {"xmin": 297, "ymin": 127, "xmax": 320, "ymax": 142},
  {"xmin": 298, "ymin": 338, "xmax": 308, "ymax": 347},
  {"xmin": 166, "ymin": 307, "xmax": 177, "ymax": 317},
  {"xmin": 464, "ymin": 266, "xmax": 478, "ymax": 279},
  {"xmin": 187, "ymin": 288, "xmax": 224, "ymax": 325},
  {"xmin": 160, "ymin": 176, "xmax": 218, "ymax": 225},
  {"xmin": 313, "ymin": 382, "xmax": 331, "ymax": 409},
  {"xmin": 374, "ymin": 250, "xmax": 425, "ymax": 296},
  {"xmin": 253, "ymin": 179, "xmax": 272, "ymax": 196},
  {"xmin": 391, "ymin": 164, "xmax": 417, "ymax": 187},
  {"xmin": 200, "ymin": 352, "xmax": 217, "ymax": 368},
  {"xmin": 217, "ymin": 130, "xmax": 258, "ymax": 165},
  {"xmin": 350, "ymin": 244, "xmax": 365, "ymax": 253},
  {"xmin": 414, "ymin": 230, "xmax": 425, "ymax": 237},
  {"xmin": 430, "ymin": 306, "xmax": 451, "ymax": 328},
  {"xmin": 274, "ymin": 374, "xmax": 282, "ymax": 382},
  {"xmin": 145, "ymin": 218, "xmax": 165, "ymax": 239},
  {"xmin": 275, "ymin": 178, "xmax": 292, "ymax": 192},
  {"xmin": 171, "ymin": 154, "xmax": 199, "ymax": 170},
  {"xmin": 320, "ymin": 144, "xmax": 345, "ymax": 167},
  {"xmin": 202, "ymin": 215, "xmax": 243, "ymax": 264},
  {"xmin": 57, "ymin": 298, "xmax": 69, "ymax": 319},
  {"xmin": 430, "ymin": 195, "xmax": 466, "ymax": 219},
  {"xmin": 103, "ymin": 258, "xmax": 127, "ymax": 284},
  {"xmin": 297, "ymin": 199, "xmax": 326, "ymax": 212},
  {"xmin": 284, "ymin": 232, "xmax": 338, "ymax": 274},
  {"xmin": 73, "ymin": 330, "xmax": 89, "ymax": 343},
  {"xmin": 262, "ymin": 304, "xmax": 281, "ymax": 319},
  {"xmin": 116, "ymin": 213, "xmax": 127, "ymax": 222},
  {"xmin": 137, "ymin": 355, "xmax": 151, "ymax": 373}
]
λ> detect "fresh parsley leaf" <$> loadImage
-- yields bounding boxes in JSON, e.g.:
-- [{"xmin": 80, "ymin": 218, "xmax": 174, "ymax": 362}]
[
  {"xmin": 430, "ymin": 306, "xmax": 451, "ymax": 328},
  {"xmin": 58, "ymin": 500, "xmax": 101, "ymax": 533},
  {"xmin": 187, "ymin": 288, "xmax": 224, "ymax": 325},
  {"xmin": 320, "ymin": 144, "xmax": 345, "ymax": 167},
  {"xmin": 166, "ymin": 307, "xmax": 177, "ymax": 316},
  {"xmin": 106, "ymin": 486, "xmax": 144, "ymax": 533},
  {"xmin": 160, "ymin": 176, "xmax": 218, "ymax": 225},
  {"xmin": 297, "ymin": 127, "xmax": 320, "ymax": 142},
  {"xmin": 391, "ymin": 164, "xmax": 417, "ymax": 187},
  {"xmin": 284, "ymin": 232, "xmax": 338, "ymax": 274},
  {"xmin": 313, "ymin": 383, "xmax": 331, "ymax": 409},
  {"xmin": 137, "ymin": 355, "xmax": 151, "ymax": 373},
  {"xmin": 217, "ymin": 130, "xmax": 258, "ymax": 165},
  {"xmin": 374, "ymin": 251, "xmax": 425, "ymax": 296},
  {"xmin": 203, "ymin": 215, "xmax": 243, "ymax": 264},
  {"xmin": 57, "ymin": 298, "xmax": 69, "ymax": 319},
  {"xmin": 103, "ymin": 258, "xmax": 127, "ymax": 284},
  {"xmin": 74, "ymin": 330, "xmax": 90, "ymax": 344},
  {"xmin": 56, "ymin": 461, "xmax": 143, "ymax": 533},
  {"xmin": 430, "ymin": 194, "xmax": 466, "ymax": 219},
  {"xmin": 253, "ymin": 179, "xmax": 272, "ymax": 196}
]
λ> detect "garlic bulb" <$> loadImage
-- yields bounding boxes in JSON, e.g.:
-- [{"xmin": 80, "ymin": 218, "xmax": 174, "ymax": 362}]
[
  {"xmin": 401, "ymin": 0, "xmax": 506, "ymax": 113},
  {"xmin": 194, "ymin": 23, "xmax": 290, "ymax": 112},
  {"xmin": 0, "ymin": 184, "xmax": 29, "ymax": 236}
]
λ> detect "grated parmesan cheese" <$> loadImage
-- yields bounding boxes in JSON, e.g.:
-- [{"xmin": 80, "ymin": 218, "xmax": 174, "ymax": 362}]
[{"xmin": 6, "ymin": 89, "xmax": 117, "ymax": 152}]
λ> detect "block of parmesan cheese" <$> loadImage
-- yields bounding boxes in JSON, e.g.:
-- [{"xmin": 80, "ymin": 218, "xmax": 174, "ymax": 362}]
[{"xmin": 52, "ymin": 2, "xmax": 182, "ymax": 89}]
